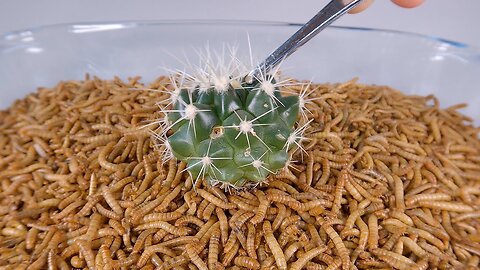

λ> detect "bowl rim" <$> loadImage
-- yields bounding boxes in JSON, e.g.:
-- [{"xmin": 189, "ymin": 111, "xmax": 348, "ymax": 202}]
[{"xmin": 1, "ymin": 19, "xmax": 478, "ymax": 51}]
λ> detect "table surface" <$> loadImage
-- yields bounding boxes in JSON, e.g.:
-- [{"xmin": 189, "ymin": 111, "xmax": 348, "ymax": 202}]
[{"xmin": 1, "ymin": 0, "xmax": 479, "ymax": 47}]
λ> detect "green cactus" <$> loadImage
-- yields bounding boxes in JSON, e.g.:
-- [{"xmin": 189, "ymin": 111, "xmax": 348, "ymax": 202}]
[{"xmin": 160, "ymin": 75, "xmax": 300, "ymax": 189}]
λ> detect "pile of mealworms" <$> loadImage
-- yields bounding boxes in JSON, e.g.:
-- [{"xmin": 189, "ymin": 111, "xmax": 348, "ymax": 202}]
[{"xmin": 0, "ymin": 75, "xmax": 479, "ymax": 270}]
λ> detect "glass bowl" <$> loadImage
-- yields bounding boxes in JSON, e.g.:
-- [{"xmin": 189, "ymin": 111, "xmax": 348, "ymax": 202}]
[{"xmin": 1, "ymin": 20, "xmax": 479, "ymax": 123}]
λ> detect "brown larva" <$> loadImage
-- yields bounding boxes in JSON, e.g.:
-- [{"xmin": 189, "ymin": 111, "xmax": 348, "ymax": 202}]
[
  {"xmin": 197, "ymin": 189, "xmax": 235, "ymax": 209},
  {"xmin": 418, "ymin": 200, "xmax": 474, "ymax": 212},
  {"xmin": 263, "ymin": 221, "xmax": 287, "ymax": 270},
  {"xmin": 96, "ymin": 203, "xmax": 122, "ymax": 220},
  {"xmin": 75, "ymin": 239, "xmax": 96, "ymax": 270},
  {"xmin": 371, "ymin": 248, "xmax": 416, "ymax": 270},
  {"xmin": 233, "ymin": 256, "xmax": 261, "ymax": 269},
  {"xmin": 290, "ymin": 246, "xmax": 328, "ymax": 270},
  {"xmin": 134, "ymin": 220, "xmax": 189, "ymax": 235},
  {"xmin": 215, "ymin": 207, "xmax": 229, "ymax": 245},
  {"xmin": 136, "ymin": 244, "xmax": 177, "ymax": 268},
  {"xmin": 208, "ymin": 228, "xmax": 221, "ymax": 270},
  {"xmin": 51, "ymin": 199, "xmax": 85, "ymax": 221},
  {"xmin": 367, "ymin": 214, "xmax": 379, "ymax": 251}
]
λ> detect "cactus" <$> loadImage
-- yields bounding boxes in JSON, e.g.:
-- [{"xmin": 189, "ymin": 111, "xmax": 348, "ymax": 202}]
[{"xmin": 155, "ymin": 54, "xmax": 305, "ymax": 189}]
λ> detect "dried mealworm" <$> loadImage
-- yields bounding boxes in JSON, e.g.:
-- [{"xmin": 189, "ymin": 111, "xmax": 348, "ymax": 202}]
[
  {"xmin": 101, "ymin": 185, "xmax": 123, "ymax": 215},
  {"xmin": 418, "ymin": 200, "xmax": 474, "ymax": 212},
  {"xmin": 372, "ymin": 248, "xmax": 416, "ymax": 270},
  {"xmin": 263, "ymin": 221, "xmax": 287, "ymax": 270},
  {"xmin": 367, "ymin": 214, "xmax": 379, "ymax": 250},
  {"xmin": 250, "ymin": 190, "xmax": 268, "ymax": 225},
  {"xmin": 331, "ymin": 170, "xmax": 347, "ymax": 214},
  {"xmin": 323, "ymin": 224, "xmax": 350, "ymax": 270},
  {"xmin": 197, "ymin": 189, "xmax": 235, "ymax": 209},
  {"xmin": 246, "ymin": 223, "xmax": 257, "ymax": 259},
  {"xmin": 137, "ymin": 244, "xmax": 176, "ymax": 267},
  {"xmin": 82, "ymin": 213, "xmax": 102, "ymax": 242},
  {"xmin": 234, "ymin": 256, "xmax": 261, "ymax": 269},
  {"xmin": 75, "ymin": 239, "xmax": 96, "ymax": 270},
  {"xmin": 96, "ymin": 203, "xmax": 122, "ymax": 220},
  {"xmin": 208, "ymin": 228, "xmax": 221, "ymax": 270},
  {"xmin": 134, "ymin": 221, "xmax": 189, "ymax": 235},
  {"xmin": 290, "ymin": 246, "xmax": 328, "ymax": 270},
  {"xmin": 215, "ymin": 207, "xmax": 229, "ymax": 245},
  {"xmin": 51, "ymin": 199, "xmax": 85, "ymax": 221}
]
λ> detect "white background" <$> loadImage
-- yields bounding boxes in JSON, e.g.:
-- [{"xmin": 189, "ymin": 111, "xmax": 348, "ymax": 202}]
[{"xmin": 0, "ymin": 0, "xmax": 479, "ymax": 47}]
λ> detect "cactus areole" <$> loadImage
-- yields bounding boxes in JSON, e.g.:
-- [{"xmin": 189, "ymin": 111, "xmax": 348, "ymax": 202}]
[{"xmin": 164, "ymin": 76, "xmax": 300, "ymax": 188}]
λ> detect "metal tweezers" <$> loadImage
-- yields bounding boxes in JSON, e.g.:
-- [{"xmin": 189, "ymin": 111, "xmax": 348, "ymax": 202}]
[{"xmin": 247, "ymin": 0, "xmax": 363, "ymax": 82}]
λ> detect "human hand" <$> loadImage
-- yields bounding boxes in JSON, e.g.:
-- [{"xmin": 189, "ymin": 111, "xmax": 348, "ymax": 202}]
[{"xmin": 349, "ymin": 0, "xmax": 424, "ymax": 14}]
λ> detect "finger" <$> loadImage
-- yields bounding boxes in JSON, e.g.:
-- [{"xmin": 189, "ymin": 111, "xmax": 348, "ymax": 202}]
[
  {"xmin": 348, "ymin": 0, "xmax": 374, "ymax": 14},
  {"xmin": 391, "ymin": 0, "xmax": 424, "ymax": 8}
]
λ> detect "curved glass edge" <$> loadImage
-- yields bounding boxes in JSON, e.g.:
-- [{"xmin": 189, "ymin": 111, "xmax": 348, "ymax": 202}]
[{"xmin": 1, "ymin": 20, "xmax": 478, "ymax": 51}]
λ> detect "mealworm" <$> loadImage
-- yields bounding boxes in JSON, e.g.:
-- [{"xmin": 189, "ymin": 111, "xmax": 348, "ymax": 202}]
[
  {"xmin": 196, "ymin": 199, "xmax": 210, "ymax": 219},
  {"xmin": 407, "ymin": 227, "xmax": 444, "ymax": 250},
  {"xmin": 418, "ymin": 201, "xmax": 474, "ymax": 212},
  {"xmin": 58, "ymin": 191, "xmax": 81, "ymax": 210},
  {"xmin": 137, "ymin": 244, "xmax": 177, "ymax": 268},
  {"xmin": 208, "ymin": 228, "xmax": 221, "ymax": 270},
  {"xmin": 197, "ymin": 189, "xmax": 235, "ymax": 209},
  {"xmin": 25, "ymin": 227, "xmax": 39, "ymax": 250},
  {"xmin": 175, "ymin": 215, "xmax": 205, "ymax": 227},
  {"xmin": 232, "ymin": 212, "xmax": 254, "ymax": 231},
  {"xmin": 132, "ymin": 229, "xmax": 156, "ymax": 254},
  {"xmin": 75, "ymin": 239, "xmax": 96, "ymax": 270},
  {"xmin": 51, "ymin": 200, "xmax": 85, "ymax": 221},
  {"xmin": 347, "ymin": 176, "xmax": 382, "ymax": 203},
  {"xmin": 222, "ymin": 240, "xmax": 240, "ymax": 266},
  {"xmin": 290, "ymin": 246, "xmax": 328, "ymax": 270},
  {"xmin": 134, "ymin": 221, "xmax": 189, "ymax": 235},
  {"xmin": 372, "ymin": 248, "xmax": 416, "ymax": 270},
  {"xmin": 101, "ymin": 186, "xmax": 123, "ymax": 215},
  {"xmin": 263, "ymin": 221, "xmax": 287, "ymax": 270},
  {"xmin": 393, "ymin": 175, "xmax": 405, "ymax": 211},
  {"xmin": 230, "ymin": 196, "xmax": 258, "ymax": 211},
  {"xmin": 78, "ymin": 195, "xmax": 102, "ymax": 216},
  {"xmin": 70, "ymin": 255, "xmax": 85, "ymax": 268},
  {"xmin": 109, "ymin": 176, "xmax": 135, "ymax": 192},
  {"xmin": 322, "ymin": 224, "xmax": 350, "ymax": 270},
  {"xmin": 389, "ymin": 210, "xmax": 414, "ymax": 226},
  {"xmin": 344, "ymin": 177, "xmax": 364, "ymax": 202},
  {"xmin": 250, "ymin": 190, "xmax": 268, "ymax": 225},
  {"xmin": 424, "ymin": 160, "xmax": 458, "ymax": 190},
  {"xmin": 26, "ymin": 247, "xmax": 49, "ymax": 270},
  {"xmin": 234, "ymin": 256, "xmax": 260, "ymax": 269},
  {"xmin": 130, "ymin": 193, "xmax": 167, "ymax": 223},
  {"xmin": 99, "ymin": 244, "xmax": 113, "ymax": 270},
  {"xmin": 215, "ymin": 207, "xmax": 229, "ymax": 245},
  {"xmin": 452, "ymin": 210, "xmax": 480, "ymax": 222},
  {"xmin": 367, "ymin": 214, "xmax": 379, "ymax": 250},
  {"xmin": 246, "ymin": 223, "xmax": 257, "ymax": 259},
  {"xmin": 202, "ymin": 202, "xmax": 216, "ymax": 221},
  {"xmin": 79, "ymin": 213, "xmax": 102, "ymax": 242},
  {"xmin": 411, "ymin": 216, "xmax": 449, "ymax": 242},
  {"xmin": 156, "ymin": 183, "xmax": 183, "ymax": 212},
  {"xmin": 405, "ymin": 193, "xmax": 452, "ymax": 207},
  {"xmin": 331, "ymin": 170, "xmax": 347, "ymax": 214},
  {"xmin": 351, "ymin": 217, "xmax": 369, "ymax": 263},
  {"xmin": 96, "ymin": 203, "xmax": 122, "ymax": 220},
  {"xmin": 196, "ymin": 218, "xmax": 218, "ymax": 240},
  {"xmin": 142, "ymin": 211, "xmax": 183, "ymax": 224},
  {"xmin": 272, "ymin": 203, "xmax": 288, "ymax": 231},
  {"xmin": 399, "ymin": 237, "xmax": 428, "ymax": 258}
]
